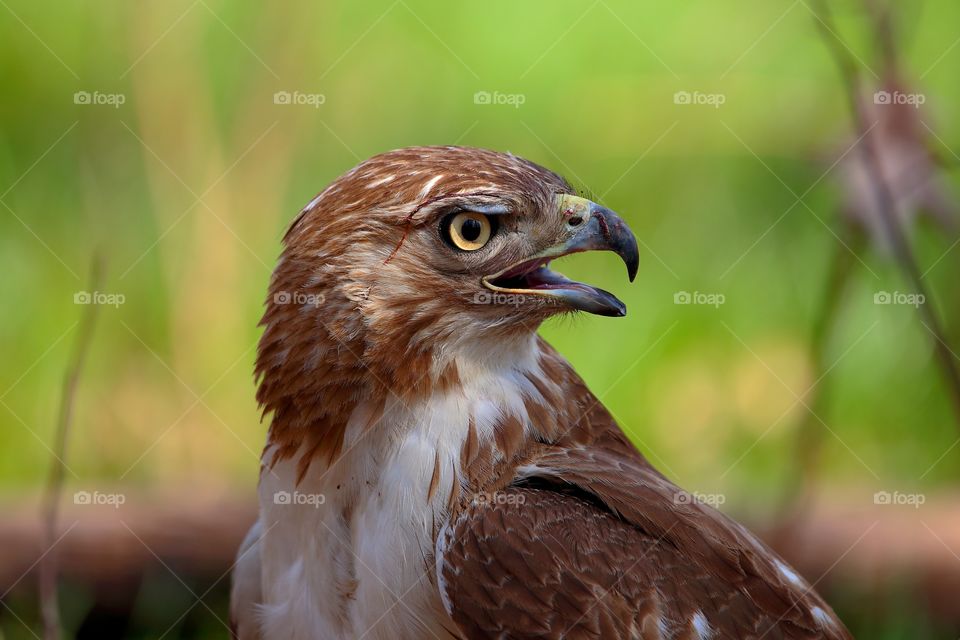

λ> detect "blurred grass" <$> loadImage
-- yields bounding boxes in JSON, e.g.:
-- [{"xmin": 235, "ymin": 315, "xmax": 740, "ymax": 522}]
[{"xmin": 1, "ymin": 0, "xmax": 959, "ymax": 637}]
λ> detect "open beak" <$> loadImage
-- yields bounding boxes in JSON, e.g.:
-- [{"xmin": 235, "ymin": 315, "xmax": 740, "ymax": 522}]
[{"xmin": 481, "ymin": 195, "xmax": 639, "ymax": 317}]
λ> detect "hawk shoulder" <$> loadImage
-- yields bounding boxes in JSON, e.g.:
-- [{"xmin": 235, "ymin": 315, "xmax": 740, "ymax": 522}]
[{"xmin": 437, "ymin": 437, "xmax": 852, "ymax": 640}]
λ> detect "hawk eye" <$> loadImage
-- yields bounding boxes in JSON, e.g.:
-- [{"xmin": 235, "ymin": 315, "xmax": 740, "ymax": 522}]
[{"xmin": 443, "ymin": 212, "xmax": 494, "ymax": 251}]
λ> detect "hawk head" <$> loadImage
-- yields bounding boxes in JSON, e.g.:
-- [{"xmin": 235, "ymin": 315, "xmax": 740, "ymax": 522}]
[{"xmin": 256, "ymin": 146, "xmax": 638, "ymax": 464}]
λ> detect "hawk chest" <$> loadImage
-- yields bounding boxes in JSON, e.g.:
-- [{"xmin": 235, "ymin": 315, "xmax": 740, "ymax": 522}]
[{"xmin": 256, "ymin": 379, "xmax": 524, "ymax": 639}]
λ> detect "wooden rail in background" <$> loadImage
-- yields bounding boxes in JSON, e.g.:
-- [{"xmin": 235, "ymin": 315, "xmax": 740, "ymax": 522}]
[{"xmin": 1, "ymin": 490, "xmax": 958, "ymax": 624}]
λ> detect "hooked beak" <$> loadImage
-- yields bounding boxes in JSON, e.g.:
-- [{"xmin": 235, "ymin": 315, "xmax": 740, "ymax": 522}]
[{"xmin": 481, "ymin": 195, "xmax": 639, "ymax": 317}]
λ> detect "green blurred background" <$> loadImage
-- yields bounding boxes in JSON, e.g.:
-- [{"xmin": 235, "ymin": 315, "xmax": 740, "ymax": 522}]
[{"xmin": 2, "ymin": 0, "xmax": 960, "ymax": 637}]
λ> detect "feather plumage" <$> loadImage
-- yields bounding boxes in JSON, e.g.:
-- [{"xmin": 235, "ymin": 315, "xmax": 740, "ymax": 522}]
[{"xmin": 230, "ymin": 146, "xmax": 852, "ymax": 640}]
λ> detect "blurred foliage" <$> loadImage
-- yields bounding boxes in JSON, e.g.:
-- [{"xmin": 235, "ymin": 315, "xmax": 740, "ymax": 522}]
[{"xmin": 1, "ymin": 0, "xmax": 959, "ymax": 637}]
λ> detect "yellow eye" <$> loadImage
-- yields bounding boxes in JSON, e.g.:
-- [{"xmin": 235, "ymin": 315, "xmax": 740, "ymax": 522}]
[{"xmin": 445, "ymin": 212, "xmax": 493, "ymax": 251}]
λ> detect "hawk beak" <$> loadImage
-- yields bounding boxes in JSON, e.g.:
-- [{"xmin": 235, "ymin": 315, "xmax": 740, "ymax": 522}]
[{"xmin": 481, "ymin": 195, "xmax": 639, "ymax": 317}]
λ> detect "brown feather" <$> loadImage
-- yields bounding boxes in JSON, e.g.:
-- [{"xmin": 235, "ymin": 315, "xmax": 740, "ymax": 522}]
[
  {"xmin": 440, "ymin": 344, "xmax": 852, "ymax": 639},
  {"xmin": 250, "ymin": 146, "xmax": 851, "ymax": 639}
]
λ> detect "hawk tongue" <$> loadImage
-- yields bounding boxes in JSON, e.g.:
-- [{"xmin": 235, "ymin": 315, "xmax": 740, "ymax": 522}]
[{"xmin": 521, "ymin": 267, "xmax": 627, "ymax": 317}]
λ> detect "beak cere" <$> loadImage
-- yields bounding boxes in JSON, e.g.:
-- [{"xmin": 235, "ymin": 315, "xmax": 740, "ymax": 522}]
[{"xmin": 481, "ymin": 195, "xmax": 640, "ymax": 317}]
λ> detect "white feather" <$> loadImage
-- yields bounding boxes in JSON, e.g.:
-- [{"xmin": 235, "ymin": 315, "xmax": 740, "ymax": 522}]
[{"xmin": 244, "ymin": 339, "xmax": 540, "ymax": 639}]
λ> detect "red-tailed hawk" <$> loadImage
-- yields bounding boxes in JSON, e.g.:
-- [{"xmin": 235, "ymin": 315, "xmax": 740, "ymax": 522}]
[{"xmin": 230, "ymin": 146, "xmax": 851, "ymax": 639}]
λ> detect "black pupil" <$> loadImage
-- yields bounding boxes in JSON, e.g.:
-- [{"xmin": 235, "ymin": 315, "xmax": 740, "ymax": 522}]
[{"xmin": 460, "ymin": 217, "xmax": 483, "ymax": 242}]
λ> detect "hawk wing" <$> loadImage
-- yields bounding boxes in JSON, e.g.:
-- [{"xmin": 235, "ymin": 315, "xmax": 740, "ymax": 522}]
[{"xmin": 437, "ymin": 433, "xmax": 852, "ymax": 640}]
